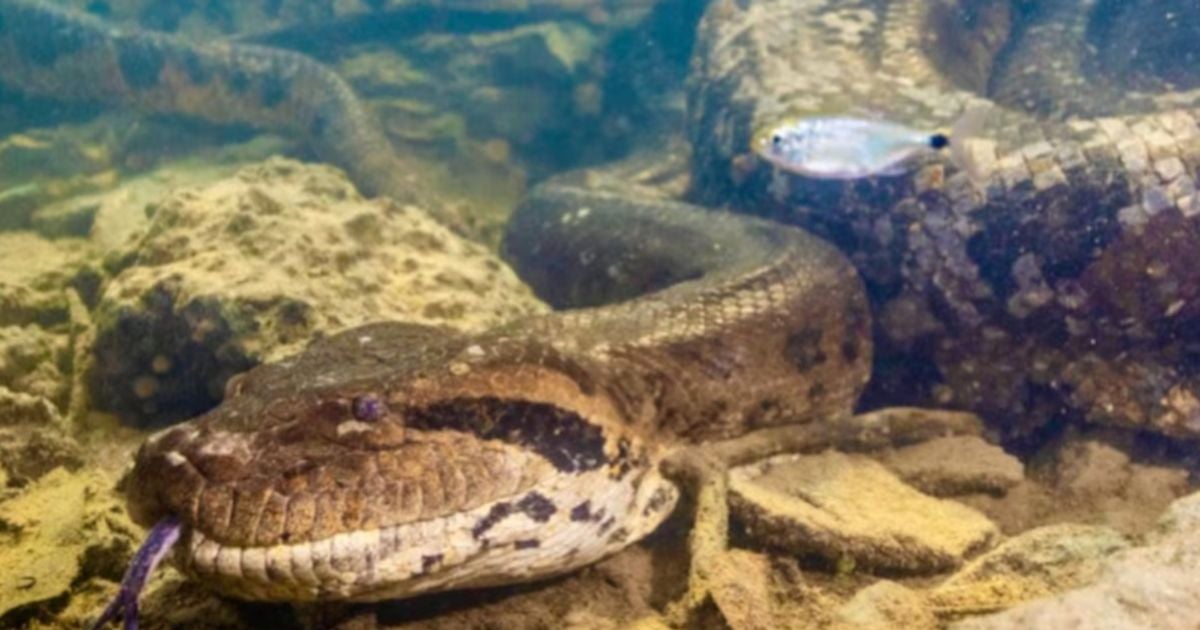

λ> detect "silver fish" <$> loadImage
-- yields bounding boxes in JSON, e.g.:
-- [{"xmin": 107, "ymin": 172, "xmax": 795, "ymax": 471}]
[{"xmin": 754, "ymin": 105, "xmax": 989, "ymax": 180}]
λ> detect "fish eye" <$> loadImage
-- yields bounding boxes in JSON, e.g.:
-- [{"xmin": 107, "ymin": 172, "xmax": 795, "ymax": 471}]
[{"xmin": 771, "ymin": 134, "xmax": 782, "ymax": 146}]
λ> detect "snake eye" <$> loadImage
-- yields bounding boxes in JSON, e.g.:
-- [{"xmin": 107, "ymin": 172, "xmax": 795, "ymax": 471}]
[{"xmin": 351, "ymin": 395, "xmax": 386, "ymax": 422}]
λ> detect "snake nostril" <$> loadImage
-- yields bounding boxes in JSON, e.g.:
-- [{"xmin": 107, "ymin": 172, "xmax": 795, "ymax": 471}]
[{"xmin": 351, "ymin": 395, "xmax": 386, "ymax": 421}]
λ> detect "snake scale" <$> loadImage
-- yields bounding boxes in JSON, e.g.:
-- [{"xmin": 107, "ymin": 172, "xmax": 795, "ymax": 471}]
[
  {"xmin": 0, "ymin": 0, "xmax": 1172, "ymax": 621},
  {"xmin": 689, "ymin": 0, "xmax": 1200, "ymax": 440},
  {"xmin": 121, "ymin": 178, "xmax": 870, "ymax": 601},
  {"xmin": 0, "ymin": 0, "xmax": 878, "ymax": 608}
]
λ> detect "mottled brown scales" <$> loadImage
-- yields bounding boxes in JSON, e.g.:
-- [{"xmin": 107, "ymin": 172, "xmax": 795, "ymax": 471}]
[{"xmin": 0, "ymin": 0, "xmax": 891, "ymax": 608}]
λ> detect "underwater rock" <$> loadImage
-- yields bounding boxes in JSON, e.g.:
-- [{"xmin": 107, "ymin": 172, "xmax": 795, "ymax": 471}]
[
  {"xmin": 929, "ymin": 523, "xmax": 1129, "ymax": 618},
  {"xmin": 0, "ymin": 185, "xmax": 48, "ymax": 232},
  {"xmin": 337, "ymin": 20, "xmax": 604, "ymax": 175},
  {"xmin": 0, "ymin": 387, "xmax": 62, "ymax": 430},
  {"xmin": 0, "ymin": 128, "xmax": 111, "ymax": 192},
  {"xmin": 89, "ymin": 157, "xmax": 546, "ymax": 426},
  {"xmin": 0, "ymin": 113, "xmax": 263, "ymax": 237},
  {"xmin": 0, "ymin": 325, "xmax": 70, "ymax": 408},
  {"xmin": 339, "ymin": 49, "xmax": 429, "ymax": 99},
  {"xmin": 833, "ymin": 581, "xmax": 937, "ymax": 630},
  {"xmin": 85, "ymin": 135, "xmax": 297, "ymax": 252},
  {"xmin": 0, "ymin": 467, "xmax": 136, "ymax": 628},
  {"xmin": 956, "ymin": 432, "xmax": 1193, "ymax": 540},
  {"xmin": 1061, "ymin": 352, "xmax": 1200, "ymax": 439},
  {"xmin": 729, "ymin": 450, "xmax": 999, "ymax": 573},
  {"xmin": 878, "ymin": 435, "xmax": 1024, "ymax": 497},
  {"xmin": 1051, "ymin": 439, "xmax": 1191, "ymax": 533},
  {"xmin": 0, "ymin": 284, "xmax": 69, "ymax": 331},
  {"xmin": 702, "ymin": 549, "xmax": 778, "ymax": 630},
  {"xmin": 0, "ymin": 386, "xmax": 85, "ymax": 486},
  {"xmin": 953, "ymin": 491, "xmax": 1200, "ymax": 629},
  {"xmin": 30, "ymin": 198, "xmax": 100, "ymax": 239}
]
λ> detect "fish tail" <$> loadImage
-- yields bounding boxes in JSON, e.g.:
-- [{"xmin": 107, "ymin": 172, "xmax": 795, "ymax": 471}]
[{"xmin": 947, "ymin": 103, "xmax": 993, "ymax": 185}]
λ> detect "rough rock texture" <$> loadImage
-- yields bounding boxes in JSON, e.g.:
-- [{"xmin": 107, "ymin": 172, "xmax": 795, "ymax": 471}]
[
  {"xmin": 0, "ymin": 114, "xmax": 278, "ymax": 237},
  {"xmin": 0, "ymin": 468, "xmax": 137, "ymax": 629},
  {"xmin": 961, "ymin": 435, "xmax": 1193, "ymax": 537},
  {"xmin": 89, "ymin": 157, "xmax": 547, "ymax": 425},
  {"xmin": 878, "ymin": 435, "xmax": 1025, "ymax": 496},
  {"xmin": 954, "ymin": 491, "xmax": 1200, "ymax": 629},
  {"xmin": 0, "ymin": 125, "xmax": 112, "ymax": 231},
  {"xmin": 0, "ymin": 389, "xmax": 83, "ymax": 487},
  {"xmin": 930, "ymin": 524, "xmax": 1129, "ymax": 617},
  {"xmin": 703, "ymin": 549, "xmax": 780, "ymax": 630},
  {"xmin": 0, "ymin": 325, "xmax": 70, "ymax": 409},
  {"xmin": 67, "ymin": 135, "xmax": 298, "ymax": 250},
  {"xmin": 729, "ymin": 450, "xmax": 1000, "ymax": 573},
  {"xmin": 0, "ymin": 285, "xmax": 87, "ymax": 489},
  {"xmin": 833, "ymin": 581, "xmax": 937, "ymax": 630}
]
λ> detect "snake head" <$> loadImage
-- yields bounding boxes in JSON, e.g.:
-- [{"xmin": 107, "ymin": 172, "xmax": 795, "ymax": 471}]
[{"xmin": 123, "ymin": 321, "xmax": 677, "ymax": 602}]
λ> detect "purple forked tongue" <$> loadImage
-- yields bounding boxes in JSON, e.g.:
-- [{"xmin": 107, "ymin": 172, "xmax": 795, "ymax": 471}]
[{"xmin": 90, "ymin": 515, "xmax": 182, "ymax": 630}]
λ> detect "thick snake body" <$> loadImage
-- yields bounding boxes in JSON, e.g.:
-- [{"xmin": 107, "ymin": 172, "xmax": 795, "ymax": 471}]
[
  {"xmin": 0, "ymin": 3, "xmax": 876, "ymax": 591},
  {"xmin": 0, "ymin": 0, "xmax": 426, "ymax": 209},
  {"xmin": 4, "ymin": 0, "xmax": 1193, "ymax": 607},
  {"xmin": 122, "ymin": 175, "xmax": 869, "ymax": 600},
  {"xmin": 689, "ymin": 0, "xmax": 1200, "ymax": 440}
]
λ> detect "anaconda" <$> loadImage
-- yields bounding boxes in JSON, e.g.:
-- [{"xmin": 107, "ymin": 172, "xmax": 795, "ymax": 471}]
[
  {"xmin": 114, "ymin": 174, "xmax": 873, "ymax": 607},
  {"xmin": 689, "ymin": 0, "xmax": 1200, "ymax": 440},
  {"xmin": 0, "ymin": 0, "xmax": 448, "ymax": 221},
  {"xmin": 0, "ymin": 0, "xmax": 1187, "ymax": 626}
]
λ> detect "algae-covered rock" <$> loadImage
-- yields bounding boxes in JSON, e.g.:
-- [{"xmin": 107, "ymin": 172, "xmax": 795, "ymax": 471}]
[
  {"xmin": 0, "ymin": 235, "xmax": 92, "ymax": 297},
  {"xmin": 833, "ymin": 581, "xmax": 937, "ymax": 630},
  {"xmin": 0, "ymin": 387, "xmax": 85, "ymax": 486},
  {"xmin": 0, "ymin": 129, "xmax": 111, "ymax": 191},
  {"xmin": 30, "ymin": 199, "xmax": 100, "ymax": 240},
  {"xmin": 0, "ymin": 285, "xmax": 69, "ymax": 329},
  {"xmin": 953, "ymin": 491, "xmax": 1200, "ymax": 629},
  {"xmin": 0, "ymin": 467, "xmax": 136, "ymax": 628},
  {"xmin": 0, "ymin": 185, "xmax": 47, "ymax": 232},
  {"xmin": 878, "ymin": 435, "xmax": 1025, "ymax": 497},
  {"xmin": 930, "ymin": 524, "xmax": 1129, "ymax": 617},
  {"xmin": 338, "ymin": 20, "xmax": 604, "ymax": 175},
  {"xmin": 0, "ymin": 325, "xmax": 71, "ymax": 409},
  {"xmin": 729, "ymin": 450, "xmax": 999, "ymax": 573},
  {"xmin": 90, "ymin": 157, "xmax": 547, "ymax": 425},
  {"xmin": 1052, "ymin": 439, "xmax": 1191, "ymax": 534},
  {"xmin": 703, "ymin": 549, "xmax": 778, "ymax": 630}
]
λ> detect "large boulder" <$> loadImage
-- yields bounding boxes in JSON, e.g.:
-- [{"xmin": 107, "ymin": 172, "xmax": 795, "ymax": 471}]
[{"xmin": 89, "ymin": 158, "xmax": 546, "ymax": 425}]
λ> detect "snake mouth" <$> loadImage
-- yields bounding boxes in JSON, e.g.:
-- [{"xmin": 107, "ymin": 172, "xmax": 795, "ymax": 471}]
[
  {"xmin": 123, "ymin": 365, "xmax": 682, "ymax": 602},
  {"xmin": 151, "ymin": 460, "xmax": 678, "ymax": 603}
]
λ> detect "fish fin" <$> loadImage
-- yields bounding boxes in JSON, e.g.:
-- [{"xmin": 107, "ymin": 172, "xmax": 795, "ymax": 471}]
[
  {"xmin": 874, "ymin": 164, "xmax": 911, "ymax": 177},
  {"xmin": 948, "ymin": 103, "xmax": 993, "ymax": 185}
]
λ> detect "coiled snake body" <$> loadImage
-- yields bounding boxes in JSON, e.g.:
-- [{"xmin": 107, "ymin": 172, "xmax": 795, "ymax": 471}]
[
  {"xmin": 0, "ymin": 0, "xmax": 1042, "ymax": 618},
  {"xmin": 0, "ymin": 5, "xmax": 874, "ymax": 603},
  {"xmin": 119, "ymin": 174, "xmax": 871, "ymax": 601}
]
